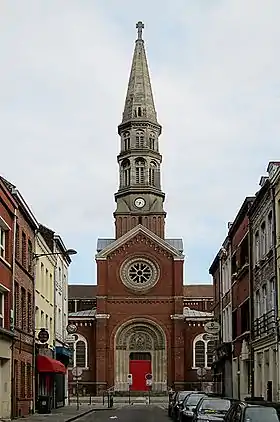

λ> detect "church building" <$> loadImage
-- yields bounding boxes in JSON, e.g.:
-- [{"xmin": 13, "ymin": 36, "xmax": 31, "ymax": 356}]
[{"xmin": 68, "ymin": 22, "xmax": 214, "ymax": 395}]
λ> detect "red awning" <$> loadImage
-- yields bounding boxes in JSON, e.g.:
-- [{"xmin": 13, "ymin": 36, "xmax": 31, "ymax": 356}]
[{"xmin": 36, "ymin": 355, "xmax": 66, "ymax": 374}]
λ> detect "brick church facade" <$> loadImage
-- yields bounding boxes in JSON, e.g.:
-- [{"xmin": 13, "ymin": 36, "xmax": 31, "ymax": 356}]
[{"xmin": 67, "ymin": 22, "xmax": 214, "ymax": 394}]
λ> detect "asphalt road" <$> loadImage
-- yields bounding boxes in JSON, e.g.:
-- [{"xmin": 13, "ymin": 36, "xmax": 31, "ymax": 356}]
[{"xmin": 78, "ymin": 405, "xmax": 170, "ymax": 422}]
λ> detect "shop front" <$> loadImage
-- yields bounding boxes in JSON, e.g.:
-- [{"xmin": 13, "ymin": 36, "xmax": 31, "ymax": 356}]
[
  {"xmin": 55, "ymin": 346, "xmax": 72, "ymax": 407},
  {"xmin": 36, "ymin": 354, "xmax": 66, "ymax": 412}
]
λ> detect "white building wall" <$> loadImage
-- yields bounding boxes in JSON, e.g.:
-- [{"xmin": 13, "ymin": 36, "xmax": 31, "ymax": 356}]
[
  {"xmin": 254, "ymin": 347, "xmax": 278, "ymax": 401},
  {"xmin": 53, "ymin": 240, "xmax": 70, "ymax": 404}
]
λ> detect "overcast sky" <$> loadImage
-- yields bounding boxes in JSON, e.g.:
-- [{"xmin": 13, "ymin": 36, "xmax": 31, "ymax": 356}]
[{"xmin": 1, "ymin": 1, "xmax": 280, "ymax": 285}]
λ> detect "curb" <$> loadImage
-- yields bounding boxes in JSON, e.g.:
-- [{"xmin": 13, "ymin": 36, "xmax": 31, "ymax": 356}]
[{"xmin": 66, "ymin": 407, "xmax": 117, "ymax": 422}]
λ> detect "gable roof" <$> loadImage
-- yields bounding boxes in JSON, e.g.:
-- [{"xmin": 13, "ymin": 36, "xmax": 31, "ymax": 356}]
[
  {"xmin": 95, "ymin": 224, "xmax": 184, "ymax": 260},
  {"xmin": 68, "ymin": 285, "xmax": 97, "ymax": 299}
]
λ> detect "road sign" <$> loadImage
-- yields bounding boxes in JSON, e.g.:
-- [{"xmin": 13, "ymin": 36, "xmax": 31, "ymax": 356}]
[
  {"xmin": 204, "ymin": 333, "xmax": 219, "ymax": 341},
  {"xmin": 66, "ymin": 323, "xmax": 77, "ymax": 334},
  {"xmin": 72, "ymin": 367, "xmax": 83, "ymax": 377},
  {"xmin": 146, "ymin": 379, "xmax": 152, "ymax": 386},
  {"xmin": 204, "ymin": 321, "xmax": 220, "ymax": 335},
  {"xmin": 127, "ymin": 374, "xmax": 133, "ymax": 385},
  {"xmin": 145, "ymin": 373, "xmax": 153, "ymax": 380},
  {"xmin": 197, "ymin": 367, "xmax": 207, "ymax": 378}
]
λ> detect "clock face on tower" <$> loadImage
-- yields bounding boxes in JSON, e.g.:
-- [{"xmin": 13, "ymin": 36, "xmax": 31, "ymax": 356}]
[{"xmin": 134, "ymin": 197, "xmax": 146, "ymax": 208}]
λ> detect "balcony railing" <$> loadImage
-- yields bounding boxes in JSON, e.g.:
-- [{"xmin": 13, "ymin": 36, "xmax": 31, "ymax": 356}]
[{"xmin": 253, "ymin": 309, "xmax": 276, "ymax": 338}]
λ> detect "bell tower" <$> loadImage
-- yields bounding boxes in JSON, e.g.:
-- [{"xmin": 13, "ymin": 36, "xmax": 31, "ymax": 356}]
[{"xmin": 114, "ymin": 21, "xmax": 166, "ymax": 239}]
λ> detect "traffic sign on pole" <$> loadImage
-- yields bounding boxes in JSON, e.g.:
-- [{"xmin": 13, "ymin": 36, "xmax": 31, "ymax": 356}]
[
  {"xmin": 145, "ymin": 373, "xmax": 153, "ymax": 380},
  {"xmin": 127, "ymin": 374, "xmax": 133, "ymax": 385}
]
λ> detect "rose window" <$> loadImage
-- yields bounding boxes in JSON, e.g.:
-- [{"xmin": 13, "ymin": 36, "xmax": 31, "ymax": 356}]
[
  {"xmin": 120, "ymin": 257, "xmax": 159, "ymax": 291},
  {"xmin": 128, "ymin": 261, "xmax": 152, "ymax": 284}
]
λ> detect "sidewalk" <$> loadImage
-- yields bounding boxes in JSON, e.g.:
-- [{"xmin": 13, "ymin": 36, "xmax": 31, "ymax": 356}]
[{"xmin": 16, "ymin": 404, "xmax": 110, "ymax": 422}]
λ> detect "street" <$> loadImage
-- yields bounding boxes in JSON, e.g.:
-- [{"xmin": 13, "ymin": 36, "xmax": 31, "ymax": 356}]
[{"xmin": 78, "ymin": 405, "xmax": 170, "ymax": 422}]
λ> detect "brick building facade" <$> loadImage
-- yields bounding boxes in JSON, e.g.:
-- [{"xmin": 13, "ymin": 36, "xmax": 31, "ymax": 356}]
[
  {"xmin": 0, "ymin": 177, "xmax": 17, "ymax": 419},
  {"xmin": 1, "ymin": 176, "xmax": 38, "ymax": 417},
  {"xmin": 67, "ymin": 22, "xmax": 214, "ymax": 395}
]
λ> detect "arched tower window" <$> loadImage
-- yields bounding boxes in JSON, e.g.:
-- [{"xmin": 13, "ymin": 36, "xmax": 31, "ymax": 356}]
[
  {"xmin": 149, "ymin": 132, "xmax": 156, "ymax": 150},
  {"xmin": 135, "ymin": 158, "xmax": 146, "ymax": 184},
  {"xmin": 149, "ymin": 161, "xmax": 157, "ymax": 186},
  {"xmin": 123, "ymin": 131, "xmax": 130, "ymax": 151},
  {"xmin": 136, "ymin": 131, "xmax": 145, "ymax": 149},
  {"xmin": 193, "ymin": 333, "xmax": 214, "ymax": 369},
  {"xmin": 121, "ymin": 159, "xmax": 131, "ymax": 187},
  {"xmin": 68, "ymin": 333, "xmax": 88, "ymax": 369}
]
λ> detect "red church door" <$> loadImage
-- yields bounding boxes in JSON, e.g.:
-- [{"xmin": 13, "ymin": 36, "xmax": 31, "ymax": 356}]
[{"xmin": 129, "ymin": 352, "xmax": 151, "ymax": 391}]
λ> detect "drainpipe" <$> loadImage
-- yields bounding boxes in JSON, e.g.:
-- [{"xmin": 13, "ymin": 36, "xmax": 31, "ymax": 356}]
[
  {"xmin": 11, "ymin": 208, "xmax": 17, "ymax": 418},
  {"xmin": 271, "ymin": 184, "xmax": 279, "ymax": 400},
  {"xmin": 248, "ymin": 213, "xmax": 254, "ymax": 398}
]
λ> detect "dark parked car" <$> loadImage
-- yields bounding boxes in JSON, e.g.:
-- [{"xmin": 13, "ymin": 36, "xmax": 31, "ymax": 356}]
[
  {"xmin": 179, "ymin": 393, "xmax": 208, "ymax": 422},
  {"xmin": 193, "ymin": 397, "xmax": 232, "ymax": 421},
  {"xmin": 171, "ymin": 391, "xmax": 197, "ymax": 421},
  {"xmin": 224, "ymin": 401, "xmax": 280, "ymax": 421}
]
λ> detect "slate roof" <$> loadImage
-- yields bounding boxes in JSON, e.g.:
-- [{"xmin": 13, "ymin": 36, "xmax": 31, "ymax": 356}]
[
  {"xmin": 68, "ymin": 285, "xmax": 97, "ymax": 299},
  {"xmin": 183, "ymin": 307, "xmax": 213, "ymax": 319},
  {"xmin": 68, "ymin": 309, "xmax": 96, "ymax": 318},
  {"xmin": 97, "ymin": 238, "xmax": 183, "ymax": 253}
]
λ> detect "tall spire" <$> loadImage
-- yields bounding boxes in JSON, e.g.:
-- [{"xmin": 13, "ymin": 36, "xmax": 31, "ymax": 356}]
[{"xmin": 120, "ymin": 21, "xmax": 159, "ymax": 126}]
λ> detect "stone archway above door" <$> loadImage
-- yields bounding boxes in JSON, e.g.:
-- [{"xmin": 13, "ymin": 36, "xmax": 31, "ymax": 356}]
[{"xmin": 114, "ymin": 320, "xmax": 167, "ymax": 392}]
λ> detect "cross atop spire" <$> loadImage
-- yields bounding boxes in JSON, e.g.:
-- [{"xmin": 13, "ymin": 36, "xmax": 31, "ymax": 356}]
[
  {"xmin": 136, "ymin": 21, "xmax": 144, "ymax": 40},
  {"xmin": 119, "ymin": 21, "xmax": 160, "ymax": 127}
]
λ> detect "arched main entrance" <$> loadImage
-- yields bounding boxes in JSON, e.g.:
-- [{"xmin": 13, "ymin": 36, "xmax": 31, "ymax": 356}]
[{"xmin": 114, "ymin": 320, "xmax": 167, "ymax": 392}]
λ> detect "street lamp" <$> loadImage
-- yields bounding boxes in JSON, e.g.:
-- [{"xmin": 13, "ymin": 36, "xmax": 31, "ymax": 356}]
[{"xmin": 33, "ymin": 249, "xmax": 77, "ymax": 259}]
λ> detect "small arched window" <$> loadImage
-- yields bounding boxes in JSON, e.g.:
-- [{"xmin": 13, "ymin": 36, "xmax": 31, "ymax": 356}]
[
  {"xmin": 149, "ymin": 133, "xmax": 156, "ymax": 150},
  {"xmin": 136, "ymin": 131, "xmax": 145, "ymax": 148},
  {"xmin": 135, "ymin": 158, "xmax": 145, "ymax": 184},
  {"xmin": 193, "ymin": 333, "xmax": 214, "ymax": 369},
  {"xmin": 121, "ymin": 159, "xmax": 131, "ymax": 187},
  {"xmin": 123, "ymin": 132, "xmax": 130, "ymax": 151},
  {"xmin": 68, "ymin": 334, "xmax": 88, "ymax": 369},
  {"xmin": 149, "ymin": 161, "xmax": 157, "ymax": 186},
  {"xmin": 76, "ymin": 341, "xmax": 86, "ymax": 367}
]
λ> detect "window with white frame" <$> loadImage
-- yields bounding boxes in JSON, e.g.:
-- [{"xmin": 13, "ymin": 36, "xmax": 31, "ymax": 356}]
[
  {"xmin": 193, "ymin": 333, "xmax": 214, "ymax": 369},
  {"xmin": 0, "ymin": 292, "xmax": 4, "ymax": 327},
  {"xmin": 222, "ymin": 304, "xmax": 232, "ymax": 343},
  {"xmin": 255, "ymin": 231, "xmax": 260, "ymax": 264},
  {"xmin": 269, "ymin": 279, "xmax": 275, "ymax": 310},
  {"xmin": 268, "ymin": 212, "xmax": 273, "ymax": 249},
  {"xmin": 262, "ymin": 284, "xmax": 267, "ymax": 315},
  {"xmin": 0, "ymin": 227, "xmax": 6, "ymax": 259},
  {"xmin": 68, "ymin": 334, "xmax": 88, "ymax": 369},
  {"xmin": 255, "ymin": 290, "xmax": 260, "ymax": 319},
  {"xmin": 260, "ymin": 222, "xmax": 267, "ymax": 257}
]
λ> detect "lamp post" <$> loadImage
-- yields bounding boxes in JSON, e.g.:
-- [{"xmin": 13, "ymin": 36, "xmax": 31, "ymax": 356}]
[{"xmin": 32, "ymin": 247, "xmax": 77, "ymax": 412}]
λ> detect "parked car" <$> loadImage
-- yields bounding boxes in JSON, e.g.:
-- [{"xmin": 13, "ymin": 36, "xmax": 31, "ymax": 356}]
[
  {"xmin": 193, "ymin": 397, "xmax": 233, "ymax": 421},
  {"xmin": 171, "ymin": 391, "xmax": 197, "ymax": 421},
  {"xmin": 178, "ymin": 393, "xmax": 208, "ymax": 422},
  {"xmin": 224, "ymin": 401, "xmax": 280, "ymax": 421}
]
